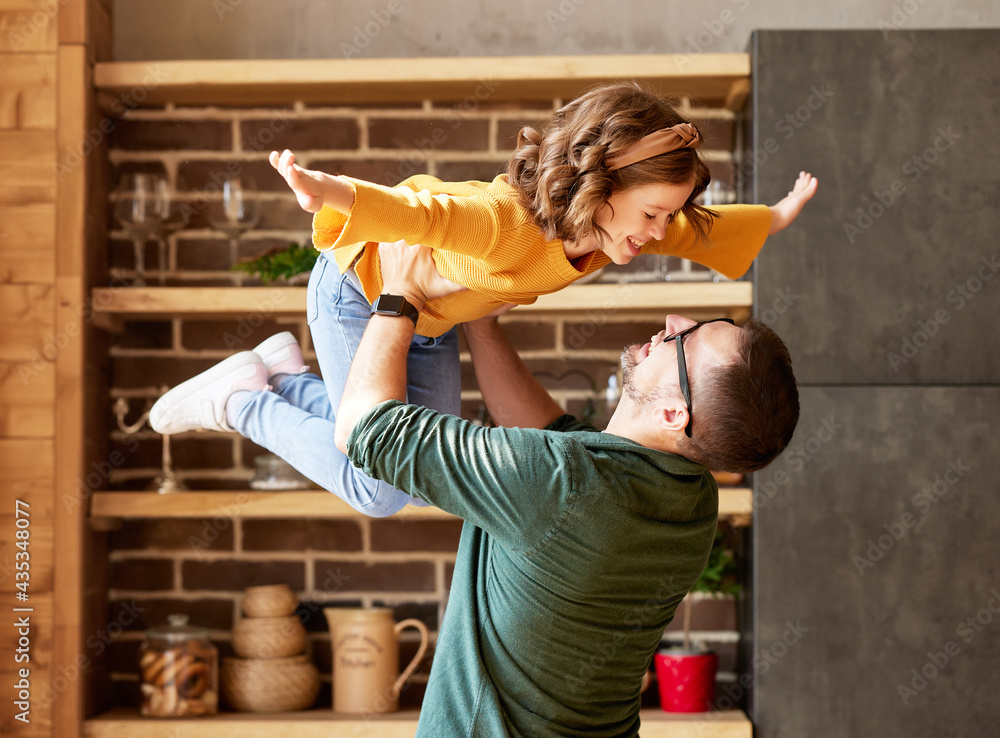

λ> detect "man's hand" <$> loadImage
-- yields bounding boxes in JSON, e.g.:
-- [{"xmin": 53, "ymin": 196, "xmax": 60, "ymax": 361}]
[
  {"xmin": 377, "ymin": 239, "xmax": 467, "ymax": 309},
  {"xmin": 334, "ymin": 240, "xmax": 466, "ymax": 454}
]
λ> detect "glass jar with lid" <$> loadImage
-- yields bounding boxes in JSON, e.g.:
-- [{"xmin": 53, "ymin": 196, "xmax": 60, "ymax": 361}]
[
  {"xmin": 139, "ymin": 614, "xmax": 218, "ymax": 717},
  {"xmin": 250, "ymin": 453, "xmax": 312, "ymax": 490}
]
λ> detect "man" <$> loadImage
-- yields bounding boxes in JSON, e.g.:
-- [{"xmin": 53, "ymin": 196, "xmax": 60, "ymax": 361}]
[{"xmin": 334, "ymin": 241, "xmax": 800, "ymax": 737}]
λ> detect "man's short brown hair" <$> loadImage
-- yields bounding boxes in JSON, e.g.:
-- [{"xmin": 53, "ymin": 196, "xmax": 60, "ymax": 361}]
[{"xmin": 682, "ymin": 319, "xmax": 800, "ymax": 473}]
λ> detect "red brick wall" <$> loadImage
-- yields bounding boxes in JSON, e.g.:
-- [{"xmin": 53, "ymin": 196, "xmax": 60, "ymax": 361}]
[{"xmin": 103, "ymin": 95, "xmax": 740, "ymax": 708}]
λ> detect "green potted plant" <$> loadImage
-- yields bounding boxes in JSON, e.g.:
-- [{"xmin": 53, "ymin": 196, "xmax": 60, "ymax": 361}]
[
  {"xmin": 232, "ymin": 242, "xmax": 318, "ymax": 284},
  {"xmin": 654, "ymin": 529, "xmax": 742, "ymax": 712}
]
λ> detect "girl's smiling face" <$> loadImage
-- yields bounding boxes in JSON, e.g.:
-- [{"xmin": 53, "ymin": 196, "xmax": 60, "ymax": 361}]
[{"xmin": 579, "ymin": 181, "xmax": 696, "ymax": 264}]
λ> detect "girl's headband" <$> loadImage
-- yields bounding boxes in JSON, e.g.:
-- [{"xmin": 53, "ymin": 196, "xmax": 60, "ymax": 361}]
[{"xmin": 605, "ymin": 123, "xmax": 702, "ymax": 171}]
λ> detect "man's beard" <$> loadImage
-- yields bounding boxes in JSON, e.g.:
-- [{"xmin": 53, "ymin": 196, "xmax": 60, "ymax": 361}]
[{"xmin": 620, "ymin": 343, "xmax": 659, "ymax": 405}]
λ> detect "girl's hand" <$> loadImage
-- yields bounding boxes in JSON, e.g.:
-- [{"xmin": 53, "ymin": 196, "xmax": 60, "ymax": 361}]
[
  {"xmin": 269, "ymin": 149, "xmax": 327, "ymax": 213},
  {"xmin": 768, "ymin": 171, "xmax": 818, "ymax": 234}
]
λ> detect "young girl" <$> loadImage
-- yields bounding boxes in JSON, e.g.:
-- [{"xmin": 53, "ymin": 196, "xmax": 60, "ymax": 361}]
[{"xmin": 151, "ymin": 83, "xmax": 816, "ymax": 517}]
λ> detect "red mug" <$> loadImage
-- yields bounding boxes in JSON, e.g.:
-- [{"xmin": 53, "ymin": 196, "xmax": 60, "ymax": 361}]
[{"xmin": 653, "ymin": 650, "xmax": 718, "ymax": 712}]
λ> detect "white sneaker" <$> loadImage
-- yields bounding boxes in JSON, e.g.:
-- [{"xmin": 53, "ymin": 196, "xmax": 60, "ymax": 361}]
[
  {"xmin": 149, "ymin": 352, "xmax": 269, "ymax": 434},
  {"xmin": 253, "ymin": 331, "xmax": 309, "ymax": 377}
]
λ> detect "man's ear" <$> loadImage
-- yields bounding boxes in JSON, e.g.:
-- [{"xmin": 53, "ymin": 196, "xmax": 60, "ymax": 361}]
[{"xmin": 652, "ymin": 399, "xmax": 688, "ymax": 434}]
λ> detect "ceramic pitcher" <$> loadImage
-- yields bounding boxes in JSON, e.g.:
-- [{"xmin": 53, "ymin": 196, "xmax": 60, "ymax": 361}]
[{"xmin": 323, "ymin": 607, "xmax": 429, "ymax": 714}]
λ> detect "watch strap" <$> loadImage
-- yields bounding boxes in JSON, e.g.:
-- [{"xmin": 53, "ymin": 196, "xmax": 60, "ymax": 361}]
[{"xmin": 370, "ymin": 294, "xmax": 419, "ymax": 327}]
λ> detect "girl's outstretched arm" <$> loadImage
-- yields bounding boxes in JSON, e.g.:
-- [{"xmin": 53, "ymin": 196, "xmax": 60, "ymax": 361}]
[
  {"xmin": 768, "ymin": 171, "xmax": 818, "ymax": 234},
  {"xmin": 268, "ymin": 149, "xmax": 355, "ymax": 214}
]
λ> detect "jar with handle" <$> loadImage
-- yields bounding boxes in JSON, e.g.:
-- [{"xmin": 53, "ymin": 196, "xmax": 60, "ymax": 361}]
[{"xmin": 323, "ymin": 607, "xmax": 429, "ymax": 714}]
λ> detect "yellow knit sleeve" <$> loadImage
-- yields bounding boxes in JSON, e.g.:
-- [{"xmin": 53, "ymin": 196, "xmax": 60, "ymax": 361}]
[
  {"xmin": 648, "ymin": 204, "xmax": 773, "ymax": 280},
  {"xmin": 311, "ymin": 177, "xmax": 500, "ymax": 261}
]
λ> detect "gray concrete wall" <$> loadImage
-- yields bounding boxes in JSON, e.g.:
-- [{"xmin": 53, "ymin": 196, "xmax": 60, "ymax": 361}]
[{"xmin": 113, "ymin": 0, "xmax": 1000, "ymax": 60}]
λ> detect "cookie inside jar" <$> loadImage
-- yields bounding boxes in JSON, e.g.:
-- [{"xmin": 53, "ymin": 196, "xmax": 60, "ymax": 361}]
[{"xmin": 139, "ymin": 613, "xmax": 218, "ymax": 717}]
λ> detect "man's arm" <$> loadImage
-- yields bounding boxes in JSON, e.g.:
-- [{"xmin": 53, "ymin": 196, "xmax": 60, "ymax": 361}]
[
  {"xmin": 462, "ymin": 317, "xmax": 565, "ymax": 430},
  {"xmin": 334, "ymin": 240, "xmax": 465, "ymax": 453},
  {"xmin": 334, "ymin": 306, "xmax": 415, "ymax": 454}
]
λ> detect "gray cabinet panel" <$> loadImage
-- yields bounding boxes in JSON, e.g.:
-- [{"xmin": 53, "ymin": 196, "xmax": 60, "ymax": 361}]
[
  {"xmin": 750, "ymin": 30, "xmax": 1000, "ymax": 385},
  {"xmin": 754, "ymin": 386, "xmax": 1000, "ymax": 737}
]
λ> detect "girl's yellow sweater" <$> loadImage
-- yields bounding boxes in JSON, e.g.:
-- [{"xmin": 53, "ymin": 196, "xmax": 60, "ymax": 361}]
[{"xmin": 313, "ymin": 174, "xmax": 770, "ymax": 337}]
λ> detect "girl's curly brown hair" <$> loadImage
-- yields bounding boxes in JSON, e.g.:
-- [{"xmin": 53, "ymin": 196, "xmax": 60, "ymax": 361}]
[{"xmin": 506, "ymin": 82, "xmax": 716, "ymax": 245}]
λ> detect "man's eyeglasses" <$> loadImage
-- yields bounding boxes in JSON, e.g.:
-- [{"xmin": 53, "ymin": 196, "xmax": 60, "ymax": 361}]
[{"xmin": 666, "ymin": 318, "xmax": 736, "ymax": 438}]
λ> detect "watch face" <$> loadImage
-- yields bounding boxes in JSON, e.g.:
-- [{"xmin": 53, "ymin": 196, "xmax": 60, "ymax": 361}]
[
  {"xmin": 377, "ymin": 295, "xmax": 406, "ymax": 313},
  {"xmin": 371, "ymin": 294, "xmax": 418, "ymax": 326}
]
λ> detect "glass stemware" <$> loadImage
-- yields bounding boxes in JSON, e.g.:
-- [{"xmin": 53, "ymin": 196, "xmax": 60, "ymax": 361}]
[
  {"xmin": 207, "ymin": 175, "xmax": 260, "ymax": 273},
  {"xmin": 700, "ymin": 180, "xmax": 736, "ymax": 207},
  {"xmin": 153, "ymin": 217, "xmax": 179, "ymax": 286},
  {"xmin": 114, "ymin": 173, "xmax": 170, "ymax": 286},
  {"xmin": 699, "ymin": 181, "xmax": 736, "ymax": 282}
]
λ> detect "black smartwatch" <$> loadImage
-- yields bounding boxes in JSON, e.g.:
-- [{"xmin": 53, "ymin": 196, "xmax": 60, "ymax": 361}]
[{"xmin": 370, "ymin": 294, "xmax": 419, "ymax": 327}]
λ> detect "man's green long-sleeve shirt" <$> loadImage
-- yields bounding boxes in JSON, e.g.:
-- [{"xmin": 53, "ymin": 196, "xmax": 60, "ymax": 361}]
[{"xmin": 347, "ymin": 400, "xmax": 718, "ymax": 737}]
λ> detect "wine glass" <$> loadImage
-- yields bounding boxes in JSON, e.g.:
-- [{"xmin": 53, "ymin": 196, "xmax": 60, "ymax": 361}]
[
  {"xmin": 208, "ymin": 175, "xmax": 260, "ymax": 273},
  {"xmin": 700, "ymin": 180, "xmax": 735, "ymax": 207},
  {"xmin": 153, "ymin": 216, "xmax": 180, "ymax": 285},
  {"xmin": 115, "ymin": 173, "xmax": 170, "ymax": 286},
  {"xmin": 699, "ymin": 181, "xmax": 736, "ymax": 282}
]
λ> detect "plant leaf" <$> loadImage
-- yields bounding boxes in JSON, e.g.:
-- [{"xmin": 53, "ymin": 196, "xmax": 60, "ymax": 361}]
[{"xmin": 232, "ymin": 242, "xmax": 318, "ymax": 284}]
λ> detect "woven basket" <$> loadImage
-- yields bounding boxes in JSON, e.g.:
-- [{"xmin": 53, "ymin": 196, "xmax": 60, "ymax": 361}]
[
  {"xmin": 232, "ymin": 615, "xmax": 306, "ymax": 659},
  {"xmin": 242, "ymin": 584, "xmax": 298, "ymax": 618},
  {"xmin": 221, "ymin": 655, "xmax": 320, "ymax": 712}
]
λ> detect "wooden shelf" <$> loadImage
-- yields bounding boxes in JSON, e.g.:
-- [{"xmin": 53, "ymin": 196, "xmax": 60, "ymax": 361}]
[
  {"xmin": 83, "ymin": 707, "xmax": 751, "ymax": 737},
  {"xmin": 93, "ymin": 54, "xmax": 751, "ymax": 109},
  {"xmin": 89, "ymin": 282, "xmax": 752, "ymax": 323},
  {"xmin": 89, "ymin": 488, "xmax": 751, "ymax": 526}
]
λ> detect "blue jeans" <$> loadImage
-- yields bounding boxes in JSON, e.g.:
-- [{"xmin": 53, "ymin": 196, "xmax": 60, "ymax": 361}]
[{"xmin": 232, "ymin": 252, "xmax": 460, "ymax": 517}]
